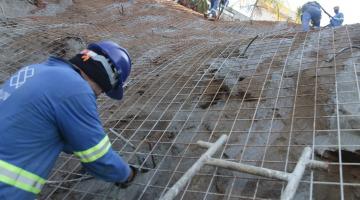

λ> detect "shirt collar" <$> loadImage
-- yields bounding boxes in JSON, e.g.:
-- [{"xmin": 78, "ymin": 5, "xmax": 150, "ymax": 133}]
[{"xmin": 46, "ymin": 56, "xmax": 81, "ymax": 75}]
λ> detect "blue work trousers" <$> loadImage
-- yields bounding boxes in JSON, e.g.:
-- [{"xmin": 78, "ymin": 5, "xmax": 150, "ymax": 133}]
[
  {"xmin": 210, "ymin": 0, "xmax": 220, "ymax": 15},
  {"xmin": 302, "ymin": 6, "xmax": 321, "ymax": 31}
]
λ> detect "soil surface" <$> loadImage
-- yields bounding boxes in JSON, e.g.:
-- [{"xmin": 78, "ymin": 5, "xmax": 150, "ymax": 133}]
[{"xmin": 1, "ymin": 0, "xmax": 360, "ymax": 199}]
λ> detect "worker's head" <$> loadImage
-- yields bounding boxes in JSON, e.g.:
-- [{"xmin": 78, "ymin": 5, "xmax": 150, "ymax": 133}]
[
  {"xmin": 334, "ymin": 6, "xmax": 339, "ymax": 14},
  {"xmin": 69, "ymin": 41, "xmax": 131, "ymax": 100}
]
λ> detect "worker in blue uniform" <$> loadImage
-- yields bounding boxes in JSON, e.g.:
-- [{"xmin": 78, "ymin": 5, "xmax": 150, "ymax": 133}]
[
  {"xmin": 330, "ymin": 6, "xmax": 344, "ymax": 27},
  {"xmin": 301, "ymin": 1, "xmax": 322, "ymax": 31},
  {"xmin": 0, "ymin": 41, "xmax": 136, "ymax": 199},
  {"xmin": 205, "ymin": 0, "xmax": 229, "ymax": 19}
]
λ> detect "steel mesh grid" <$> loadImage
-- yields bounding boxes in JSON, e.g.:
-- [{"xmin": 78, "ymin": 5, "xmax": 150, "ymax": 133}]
[{"xmin": 1, "ymin": 0, "xmax": 360, "ymax": 200}]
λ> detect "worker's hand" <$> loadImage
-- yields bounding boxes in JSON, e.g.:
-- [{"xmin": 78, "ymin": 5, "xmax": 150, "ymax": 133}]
[{"xmin": 115, "ymin": 165, "xmax": 138, "ymax": 188}]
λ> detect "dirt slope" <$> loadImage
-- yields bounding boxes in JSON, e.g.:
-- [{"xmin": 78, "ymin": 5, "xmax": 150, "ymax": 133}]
[{"xmin": 0, "ymin": 0, "xmax": 359, "ymax": 199}]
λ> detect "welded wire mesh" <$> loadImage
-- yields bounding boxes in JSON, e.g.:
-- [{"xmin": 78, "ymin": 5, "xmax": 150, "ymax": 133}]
[{"xmin": 1, "ymin": 0, "xmax": 360, "ymax": 200}]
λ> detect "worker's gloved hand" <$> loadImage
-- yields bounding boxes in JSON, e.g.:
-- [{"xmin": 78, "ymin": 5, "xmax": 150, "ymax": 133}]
[{"xmin": 115, "ymin": 165, "xmax": 138, "ymax": 188}]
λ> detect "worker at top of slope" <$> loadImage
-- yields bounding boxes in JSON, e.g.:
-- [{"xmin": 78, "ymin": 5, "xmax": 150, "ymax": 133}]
[
  {"xmin": 301, "ymin": 1, "xmax": 322, "ymax": 31},
  {"xmin": 330, "ymin": 6, "xmax": 344, "ymax": 27},
  {"xmin": 0, "ymin": 40, "xmax": 137, "ymax": 199},
  {"xmin": 206, "ymin": 0, "xmax": 229, "ymax": 20}
]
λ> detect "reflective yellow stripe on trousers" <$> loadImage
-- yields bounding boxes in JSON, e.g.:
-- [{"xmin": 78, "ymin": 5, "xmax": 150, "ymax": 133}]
[{"xmin": 0, "ymin": 160, "xmax": 45, "ymax": 194}]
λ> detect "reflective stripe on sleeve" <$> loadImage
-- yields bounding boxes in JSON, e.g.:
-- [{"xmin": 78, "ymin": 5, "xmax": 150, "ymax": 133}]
[
  {"xmin": 0, "ymin": 160, "xmax": 45, "ymax": 194},
  {"xmin": 74, "ymin": 135, "xmax": 111, "ymax": 163}
]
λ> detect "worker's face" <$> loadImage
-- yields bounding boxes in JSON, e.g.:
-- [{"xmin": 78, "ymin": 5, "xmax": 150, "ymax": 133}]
[{"xmin": 334, "ymin": 8, "xmax": 339, "ymax": 14}]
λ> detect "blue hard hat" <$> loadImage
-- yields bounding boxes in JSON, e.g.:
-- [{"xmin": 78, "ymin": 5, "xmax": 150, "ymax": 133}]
[{"xmin": 88, "ymin": 41, "xmax": 131, "ymax": 100}]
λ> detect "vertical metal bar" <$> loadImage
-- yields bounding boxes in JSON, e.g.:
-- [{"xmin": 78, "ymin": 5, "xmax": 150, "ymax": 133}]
[
  {"xmin": 160, "ymin": 134, "xmax": 228, "ymax": 200},
  {"xmin": 332, "ymin": 26, "xmax": 345, "ymax": 200},
  {"xmin": 309, "ymin": 27, "xmax": 323, "ymax": 200},
  {"xmin": 281, "ymin": 147, "xmax": 311, "ymax": 200}
]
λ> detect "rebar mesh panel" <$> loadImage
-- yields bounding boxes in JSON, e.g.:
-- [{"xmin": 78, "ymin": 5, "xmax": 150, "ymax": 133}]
[{"xmin": 1, "ymin": 0, "xmax": 360, "ymax": 200}]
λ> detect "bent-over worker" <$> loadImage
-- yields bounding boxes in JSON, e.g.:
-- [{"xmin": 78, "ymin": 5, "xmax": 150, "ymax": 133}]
[
  {"xmin": 301, "ymin": 1, "xmax": 322, "ymax": 31},
  {"xmin": 0, "ymin": 41, "xmax": 136, "ymax": 199}
]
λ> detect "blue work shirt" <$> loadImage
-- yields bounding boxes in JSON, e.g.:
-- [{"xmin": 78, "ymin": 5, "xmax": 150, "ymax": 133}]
[
  {"xmin": 302, "ymin": 1, "xmax": 321, "ymax": 10},
  {"xmin": 0, "ymin": 57, "xmax": 130, "ymax": 200},
  {"xmin": 330, "ymin": 12, "xmax": 344, "ymax": 27}
]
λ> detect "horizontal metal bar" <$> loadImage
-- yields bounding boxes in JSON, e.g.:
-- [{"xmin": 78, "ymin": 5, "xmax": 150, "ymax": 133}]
[
  {"xmin": 308, "ymin": 160, "xmax": 329, "ymax": 171},
  {"xmin": 197, "ymin": 141, "xmax": 213, "ymax": 148},
  {"xmin": 205, "ymin": 158, "xmax": 289, "ymax": 181}
]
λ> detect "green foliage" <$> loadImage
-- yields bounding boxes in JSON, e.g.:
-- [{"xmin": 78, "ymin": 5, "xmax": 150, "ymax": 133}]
[
  {"xmin": 250, "ymin": 0, "xmax": 285, "ymax": 21},
  {"xmin": 178, "ymin": 0, "xmax": 208, "ymax": 14},
  {"xmin": 296, "ymin": 6, "xmax": 302, "ymax": 23},
  {"xmin": 195, "ymin": 0, "xmax": 209, "ymax": 14}
]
